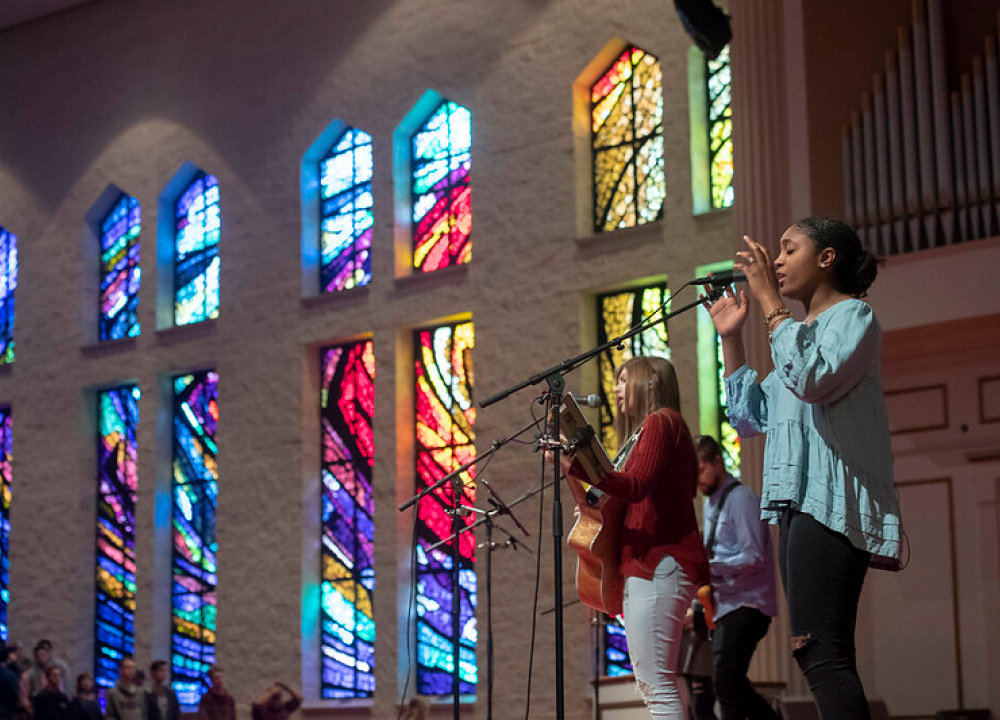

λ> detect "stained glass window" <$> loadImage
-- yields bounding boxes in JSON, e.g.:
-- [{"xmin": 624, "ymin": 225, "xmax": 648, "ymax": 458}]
[
  {"xmin": 696, "ymin": 262, "xmax": 739, "ymax": 475},
  {"xmin": 413, "ymin": 321, "xmax": 477, "ymax": 695},
  {"xmin": 0, "ymin": 409, "xmax": 11, "ymax": 641},
  {"xmin": 594, "ymin": 283, "xmax": 669, "ymax": 677},
  {"xmin": 595, "ymin": 284, "xmax": 671, "ymax": 457},
  {"xmin": 95, "ymin": 387, "xmax": 139, "ymax": 696},
  {"xmin": 320, "ymin": 129, "xmax": 373, "ymax": 292},
  {"xmin": 591, "ymin": 46, "xmax": 664, "ymax": 232},
  {"xmin": 174, "ymin": 173, "xmax": 220, "ymax": 326},
  {"xmin": 100, "ymin": 194, "xmax": 141, "ymax": 341},
  {"xmin": 0, "ymin": 228, "xmax": 17, "ymax": 365},
  {"xmin": 171, "ymin": 370, "xmax": 219, "ymax": 711},
  {"xmin": 320, "ymin": 340, "xmax": 375, "ymax": 698},
  {"xmin": 412, "ymin": 100, "xmax": 472, "ymax": 273},
  {"xmin": 707, "ymin": 45, "xmax": 733, "ymax": 210}
]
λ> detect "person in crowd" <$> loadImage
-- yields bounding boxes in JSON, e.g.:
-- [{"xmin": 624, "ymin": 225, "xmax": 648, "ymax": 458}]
[
  {"xmin": 20, "ymin": 642, "xmax": 71, "ymax": 713},
  {"xmin": 69, "ymin": 674, "xmax": 101, "ymax": 720},
  {"xmin": 196, "ymin": 667, "xmax": 234, "ymax": 720},
  {"xmin": 696, "ymin": 435, "xmax": 778, "ymax": 720},
  {"xmin": 104, "ymin": 658, "xmax": 144, "ymax": 720},
  {"xmin": 400, "ymin": 697, "xmax": 429, "ymax": 720},
  {"xmin": 706, "ymin": 218, "xmax": 902, "ymax": 718},
  {"xmin": 0, "ymin": 646, "xmax": 20, "ymax": 720},
  {"xmin": 559, "ymin": 356, "xmax": 709, "ymax": 719},
  {"xmin": 250, "ymin": 682, "xmax": 300, "ymax": 720},
  {"xmin": 30, "ymin": 669, "xmax": 69, "ymax": 720},
  {"xmin": 144, "ymin": 663, "xmax": 177, "ymax": 720}
]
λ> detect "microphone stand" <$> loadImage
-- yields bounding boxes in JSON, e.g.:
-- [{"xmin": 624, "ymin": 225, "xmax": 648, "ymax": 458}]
[
  {"xmin": 429, "ymin": 480, "xmax": 539, "ymax": 720},
  {"xmin": 477, "ymin": 283, "xmax": 726, "ymax": 720},
  {"xmin": 398, "ymin": 418, "xmax": 541, "ymax": 720}
]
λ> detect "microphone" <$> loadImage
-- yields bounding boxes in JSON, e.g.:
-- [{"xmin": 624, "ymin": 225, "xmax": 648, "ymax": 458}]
[
  {"xmin": 690, "ymin": 269, "xmax": 747, "ymax": 286},
  {"xmin": 571, "ymin": 394, "xmax": 601, "ymax": 408}
]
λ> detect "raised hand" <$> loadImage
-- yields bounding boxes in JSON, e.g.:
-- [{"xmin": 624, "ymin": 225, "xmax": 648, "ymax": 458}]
[
  {"xmin": 702, "ymin": 284, "xmax": 749, "ymax": 338},
  {"xmin": 737, "ymin": 234, "xmax": 782, "ymax": 313}
]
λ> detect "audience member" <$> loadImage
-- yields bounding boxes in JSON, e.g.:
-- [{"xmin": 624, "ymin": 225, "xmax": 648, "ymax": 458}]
[
  {"xmin": 144, "ymin": 663, "xmax": 177, "ymax": 720},
  {"xmin": 104, "ymin": 659, "xmax": 144, "ymax": 720},
  {"xmin": 30, "ymin": 669, "xmax": 70, "ymax": 720},
  {"xmin": 0, "ymin": 646, "xmax": 19, "ymax": 720},
  {"xmin": 196, "ymin": 668, "xmax": 234, "ymax": 720},
  {"xmin": 20, "ymin": 642, "xmax": 71, "ymax": 713},
  {"xmin": 69, "ymin": 674, "xmax": 100, "ymax": 720},
  {"xmin": 250, "ymin": 683, "xmax": 299, "ymax": 720}
]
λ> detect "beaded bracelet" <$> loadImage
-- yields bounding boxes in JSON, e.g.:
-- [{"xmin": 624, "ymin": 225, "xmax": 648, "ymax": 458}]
[{"xmin": 764, "ymin": 307, "xmax": 791, "ymax": 336}]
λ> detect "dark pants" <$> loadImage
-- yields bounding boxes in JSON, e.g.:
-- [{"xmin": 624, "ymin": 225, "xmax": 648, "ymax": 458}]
[
  {"xmin": 685, "ymin": 674, "xmax": 716, "ymax": 720},
  {"xmin": 778, "ymin": 509, "xmax": 870, "ymax": 720},
  {"xmin": 711, "ymin": 607, "xmax": 778, "ymax": 720}
]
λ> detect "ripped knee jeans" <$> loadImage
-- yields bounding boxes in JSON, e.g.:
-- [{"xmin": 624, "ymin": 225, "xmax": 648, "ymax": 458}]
[
  {"xmin": 778, "ymin": 508, "xmax": 871, "ymax": 720},
  {"xmin": 622, "ymin": 556, "xmax": 696, "ymax": 719}
]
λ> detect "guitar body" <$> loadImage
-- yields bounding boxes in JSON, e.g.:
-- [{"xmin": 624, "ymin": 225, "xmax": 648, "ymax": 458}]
[
  {"xmin": 566, "ymin": 481, "xmax": 625, "ymax": 616},
  {"xmin": 554, "ymin": 394, "xmax": 626, "ymax": 616}
]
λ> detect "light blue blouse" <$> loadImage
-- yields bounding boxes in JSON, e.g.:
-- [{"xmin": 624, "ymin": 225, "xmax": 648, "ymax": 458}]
[{"xmin": 724, "ymin": 298, "xmax": 901, "ymax": 562}]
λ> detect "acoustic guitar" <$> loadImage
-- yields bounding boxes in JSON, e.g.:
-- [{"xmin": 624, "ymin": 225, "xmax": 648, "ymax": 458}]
[{"xmin": 555, "ymin": 395, "xmax": 626, "ymax": 617}]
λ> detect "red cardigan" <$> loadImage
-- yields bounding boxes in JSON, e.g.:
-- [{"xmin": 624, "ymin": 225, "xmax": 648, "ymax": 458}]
[{"xmin": 570, "ymin": 408, "xmax": 709, "ymax": 587}]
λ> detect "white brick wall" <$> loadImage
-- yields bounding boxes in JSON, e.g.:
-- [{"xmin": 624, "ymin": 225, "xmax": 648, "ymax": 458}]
[{"xmin": 0, "ymin": 1, "xmax": 734, "ymax": 718}]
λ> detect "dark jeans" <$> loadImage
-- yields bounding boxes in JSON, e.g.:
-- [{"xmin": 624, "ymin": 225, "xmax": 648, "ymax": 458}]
[
  {"xmin": 711, "ymin": 607, "xmax": 779, "ymax": 720},
  {"xmin": 685, "ymin": 674, "xmax": 716, "ymax": 720},
  {"xmin": 778, "ymin": 509, "xmax": 870, "ymax": 720}
]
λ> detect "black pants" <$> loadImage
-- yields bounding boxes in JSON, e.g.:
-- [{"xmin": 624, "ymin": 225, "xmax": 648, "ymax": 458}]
[
  {"xmin": 711, "ymin": 607, "xmax": 778, "ymax": 720},
  {"xmin": 685, "ymin": 674, "xmax": 716, "ymax": 720},
  {"xmin": 778, "ymin": 509, "xmax": 870, "ymax": 720}
]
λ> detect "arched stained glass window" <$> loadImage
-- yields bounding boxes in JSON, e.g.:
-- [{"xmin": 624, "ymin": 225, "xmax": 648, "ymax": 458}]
[
  {"xmin": 594, "ymin": 283, "xmax": 669, "ymax": 677},
  {"xmin": 595, "ymin": 284, "xmax": 670, "ymax": 457},
  {"xmin": 100, "ymin": 195, "xmax": 141, "ymax": 341},
  {"xmin": 591, "ymin": 46, "xmax": 664, "ymax": 233},
  {"xmin": 320, "ymin": 129, "xmax": 374, "ymax": 292},
  {"xmin": 320, "ymin": 340, "xmax": 375, "ymax": 698},
  {"xmin": 413, "ymin": 321, "xmax": 477, "ymax": 695},
  {"xmin": 0, "ymin": 409, "xmax": 11, "ymax": 642},
  {"xmin": 174, "ymin": 174, "xmax": 220, "ymax": 326},
  {"xmin": 412, "ymin": 101, "xmax": 472, "ymax": 273},
  {"xmin": 95, "ymin": 386, "xmax": 139, "ymax": 696},
  {"xmin": 171, "ymin": 370, "xmax": 218, "ymax": 711},
  {"xmin": 707, "ymin": 45, "xmax": 733, "ymax": 210},
  {"xmin": 0, "ymin": 228, "xmax": 17, "ymax": 365}
]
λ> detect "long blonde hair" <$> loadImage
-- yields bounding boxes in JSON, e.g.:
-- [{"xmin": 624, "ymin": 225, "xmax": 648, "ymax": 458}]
[{"xmin": 612, "ymin": 356, "xmax": 681, "ymax": 443}]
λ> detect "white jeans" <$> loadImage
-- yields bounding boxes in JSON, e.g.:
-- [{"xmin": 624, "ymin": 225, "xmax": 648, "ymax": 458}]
[{"xmin": 622, "ymin": 555, "xmax": 696, "ymax": 719}]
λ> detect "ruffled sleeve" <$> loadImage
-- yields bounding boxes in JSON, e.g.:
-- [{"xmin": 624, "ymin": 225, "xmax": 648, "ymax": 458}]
[
  {"xmin": 769, "ymin": 299, "xmax": 878, "ymax": 405},
  {"xmin": 724, "ymin": 364, "xmax": 768, "ymax": 438}
]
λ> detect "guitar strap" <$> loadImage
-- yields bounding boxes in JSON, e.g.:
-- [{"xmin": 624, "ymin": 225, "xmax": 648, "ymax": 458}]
[{"xmin": 705, "ymin": 479, "xmax": 741, "ymax": 559}]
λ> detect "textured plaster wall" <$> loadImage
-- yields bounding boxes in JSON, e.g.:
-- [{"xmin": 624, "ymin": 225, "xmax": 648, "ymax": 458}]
[{"xmin": 0, "ymin": 0, "xmax": 734, "ymax": 718}]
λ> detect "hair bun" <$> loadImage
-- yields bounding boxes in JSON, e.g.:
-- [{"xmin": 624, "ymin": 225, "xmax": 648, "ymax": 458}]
[{"xmin": 850, "ymin": 250, "xmax": 878, "ymax": 297}]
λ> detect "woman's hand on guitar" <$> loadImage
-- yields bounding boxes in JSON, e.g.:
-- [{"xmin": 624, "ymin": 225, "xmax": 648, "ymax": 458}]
[{"xmin": 544, "ymin": 448, "xmax": 576, "ymax": 476}]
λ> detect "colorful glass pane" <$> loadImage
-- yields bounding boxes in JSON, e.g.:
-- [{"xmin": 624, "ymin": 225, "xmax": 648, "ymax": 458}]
[
  {"xmin": 171, "ymin": 371, "xmax": 219, "ymax": 711},
  {"xmin": 595, "ymin": 284, "xmax": 669, "ymax": 676},
  {"xmin": 707, "ymin": 46, "xmax": 734, "ymax": 210},
  {"xmin": 99, "ymin": 194, "xmax": 141, "ymax": 341},
  {"xmin": 414, "ymin": 321, "xmax": 477, "ymax": 695},
  {"xmin": 0, "ymin": 228, "xmax": 17, "ymax": 365},
  {"xmin": 595, "ymin": 284, "xmax": 671, "ymax": 457},
  {"xmin": 95, "ymin": 387, "xmax": 139, "ymax": 697},
  {"xmin": 0, "ymin": 410, "xmax": 11, "ymax": 641},
  {"xmin": 174, "ymin": 173, "xmax": 220, "ymax": 326},
  {"xmin": 320, "ymin": 129, "xmax": 374, "ymax": 292},
  {"xmin": 412, "ymin": 101, "xmax": 472, "ymax": 273},
  {"xmin": 320, "ymin": 340, "xmax": 376, "ymax": 698},
  {"xmin": 592, "ymin": 46, "xmax": 664, "ymax": 232},
  {"xmin": 715, "ymin": 334, "xmax": 740, "ymax": 475}
]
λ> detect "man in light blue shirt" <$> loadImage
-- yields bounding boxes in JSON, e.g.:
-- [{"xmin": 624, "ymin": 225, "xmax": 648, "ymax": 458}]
[{"xmin": 697, "ymin": 436, "xmax": 778, "ymax": 720}]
